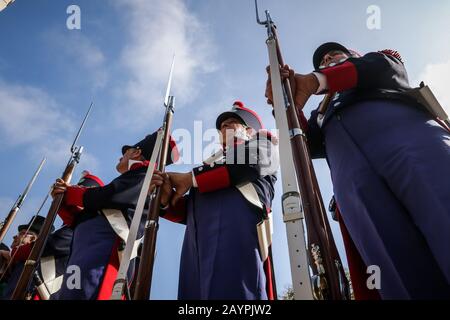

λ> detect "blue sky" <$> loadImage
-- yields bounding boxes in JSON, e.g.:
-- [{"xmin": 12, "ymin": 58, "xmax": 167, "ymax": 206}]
[{"xmin": 1, "ymin": 0, "xmax": 449, "ymax": 299}]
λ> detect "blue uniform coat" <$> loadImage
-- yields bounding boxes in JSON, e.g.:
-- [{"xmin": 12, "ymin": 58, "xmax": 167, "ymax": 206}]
[
  {"xmin": 162, "ymin": 133, "xmax": 279, "ymax": 300},
  {"xmin": 303, "ymin": 50, "xmax": 450, "ymax": 299}
]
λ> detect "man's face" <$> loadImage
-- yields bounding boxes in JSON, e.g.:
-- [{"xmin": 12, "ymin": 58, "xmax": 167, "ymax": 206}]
[
  {"xmin": 12, "ymin": 230, "xmax": 37, "ymax": 249},
  {"xmin": 116, "ymin": 148, "xmax": 143, "ymax": 174},
  {"xmin": 219, "ymin": 117, "xmax": 251, "ymax": 145},
  {"xmin": 320, "ymin": 50, "xmax": 350, "ymax": 68}
]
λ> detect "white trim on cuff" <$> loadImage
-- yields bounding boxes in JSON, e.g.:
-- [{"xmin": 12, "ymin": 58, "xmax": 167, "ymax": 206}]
[{"xmin": 312, "ymin": 72, "xmax": 328, "ymax": 94}]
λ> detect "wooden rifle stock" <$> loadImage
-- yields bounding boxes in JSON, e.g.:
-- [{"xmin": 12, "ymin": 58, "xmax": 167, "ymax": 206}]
[
  {"xmin": 133, "ymin": 101, "xmax": 174, "ymax": 300},
  {"xmin": 271, "ymin": 26, "xmax": 349, "ymax": 299},
  {"xmin": 10, "ymin": 161, "xmax": 77, "ymax": 300},
  {"xmin": 0, "ymin": 157, "xmax": 46, "ymax": 243},
  {"xmin": 10, "ymin": 102, "xmax": 92, "ymax": 300},
  {"xmin": 0, "ymin": 207, "xmax": 19, "ymax": 244}
]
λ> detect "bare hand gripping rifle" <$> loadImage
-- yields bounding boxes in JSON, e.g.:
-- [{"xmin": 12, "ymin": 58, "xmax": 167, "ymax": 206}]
[
  {"xmin": 255, "ymin": 0, "xmax": 349, "ymax": 300},
  {"xmin": 110, "ymin": 57, "xmax": 176, "ymax": 300},
  {"xmin": 0, "ymin": 157, "xmax": 46, "ymax": 243},
  {"xmin": 11, "ymin": 103, "xmax": 93, "ymax": 300}
]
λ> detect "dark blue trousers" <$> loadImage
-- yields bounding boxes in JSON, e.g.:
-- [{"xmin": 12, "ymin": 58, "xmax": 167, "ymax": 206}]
[
  {"xmin": 56, "ymin": 216, "xmax": 116, "ymax": 300},
  {"xmin": 324, "ymin": 100, "xmax": 450, "ymax": 299},
  {"xmin": 178, "ymin": 188, "xmax": 267, "ymax": 300}
]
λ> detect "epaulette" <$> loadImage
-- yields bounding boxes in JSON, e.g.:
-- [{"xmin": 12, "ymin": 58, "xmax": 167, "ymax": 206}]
[{"xmin": 379, "ymin": 49, "xmax": 403, "ymax": 64}]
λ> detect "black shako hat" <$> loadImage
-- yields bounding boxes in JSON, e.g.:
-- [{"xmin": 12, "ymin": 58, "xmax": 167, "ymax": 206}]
[
  {"xmin": 313, "ymin": 42, "xmax": 351, "ymax": 69},
  {"xmin": 121, "ymin": 131, "xmax": 179, "ymax": 165},
  {"xmin": 18, "ymin": 215, "xmax": 53, "ymax": 235},
  {"xmin": 216, "ymin": 101, "xmax": 264, "ymax": 131}
]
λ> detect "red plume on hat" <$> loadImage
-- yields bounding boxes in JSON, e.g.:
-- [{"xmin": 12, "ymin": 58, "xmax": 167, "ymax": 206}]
[{"xmin": 216, "ymin": 101, "xmax": 264, "ymax": 131}]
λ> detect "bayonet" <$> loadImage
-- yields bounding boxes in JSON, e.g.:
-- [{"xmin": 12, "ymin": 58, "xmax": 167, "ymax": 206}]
[
  {"xmin": 111, "ymin": 58, "xmax": 177, "ymax": 300},
  {"xmin": 11, "ymin": 103, "xmax": 93, "ymax": 300},
  {"xmin": 164, "ymin": 55, "xmax": 175, "ymax": 108}
]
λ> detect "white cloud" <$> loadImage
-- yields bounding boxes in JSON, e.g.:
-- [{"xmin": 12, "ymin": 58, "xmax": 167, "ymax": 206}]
[
  {"xmin": 63, "ymin": 34, "xmax": 105, "ymax": 69},
  {"xmin": 35, "ymin": 137, "xmax": 99, "ymax": 173},
  {"xmin": 195, "ymin": 89, "xmax": 237, "ymax": 128},
  {"xmin": 42, "ymin": 30, "xmax": 108, "ymax": 90},
  {"xmin": 113, "ymin": 0, "xmax": 218, "ymax": 128},
  {"xmin": 416, "ymin": 58, "xmax": 450, "ymax": 116},
  {"xmin": 0, "ymin": 82, "xmax": 73, "ymax": 146},
  {"xmin": 0, "ymin": 80, "xmax": 99, "ymax": 170}
]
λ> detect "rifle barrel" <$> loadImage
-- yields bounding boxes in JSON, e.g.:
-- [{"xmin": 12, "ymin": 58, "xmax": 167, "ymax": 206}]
[
  {"xmin": 0, "ymin": 157, "xmax": 46, "ymax": 243},
  {"xmin": 257, "ymin": 1, "xmax": 350, "ymax": 299},
  {"xmin": 10, "ymin": 102, "xmax": 92, "ymax": 299},
  {"xmin": 11, "ymin": 161, "xmax": 78, "ymax": 300},
  {"xmin": 133, "ymin": 99, "xmax": 174, "ymax": 300}
]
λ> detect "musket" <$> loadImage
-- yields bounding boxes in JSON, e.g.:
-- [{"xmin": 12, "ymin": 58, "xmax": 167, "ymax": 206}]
[
  {"xmin": 109, "ymin": 129, "xmax": 164, "ymax": 300},
  {"xmin": 111, "ymin": 56, "xmax": 175, "ymax": 300},
  {"xmin": 0, "ymin": 157, "xmax": 46, "ymax": 243},
  {"xmin": 133, "ymin": 57, "xmax": 176, "ymax": 300},
  {"xmin": 255, "ymin": 0, "xmax": 349, "ymax": 300},
  {"xmin": 11, "ymin": 102, "xmax": 93, "ymax": 300},
  {"xmin": 0, "ymin": 193, "xmax": 50, "ymax": 284}
]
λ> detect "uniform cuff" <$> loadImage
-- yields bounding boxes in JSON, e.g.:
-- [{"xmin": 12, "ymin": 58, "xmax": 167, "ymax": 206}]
[
  {"xmin": 193, "ymin": 166, "xmax": 231, "ymax": 193},
  {"xmin": 319, "ymin": 61, "xmax": 358, "ymax": 93},
  {"xmin": 64, "ymin": 186, "xmax": 87, "ymax": 207},
  {"xmin": 57, "ymin": 206, "xmax": 78, "ymax": 227}
]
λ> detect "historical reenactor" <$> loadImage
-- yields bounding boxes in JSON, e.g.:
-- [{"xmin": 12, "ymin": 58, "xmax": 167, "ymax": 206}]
[
  {"xmin": 32, "ymin": 171, "xmax": 104, "ymax": 300},
  {"xmin": 51, "ymin": 131, "xmax": 178, "ymax": 300},
  {"xmin": 265, "ymin": 42, "xmax": 450, "ymax": 299},
  {"xmin": 0, "ymin": 215, "xmax": 51, "ymax": 299},
  {"xmin": 159, "ymin": 101, "xmax": 279, "ymax": 300}
]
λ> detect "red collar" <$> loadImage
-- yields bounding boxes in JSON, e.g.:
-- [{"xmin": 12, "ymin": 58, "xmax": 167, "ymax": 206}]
[{"xmin": 129, "ymin": 160, "xmax": 150, "ymax": 171}]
